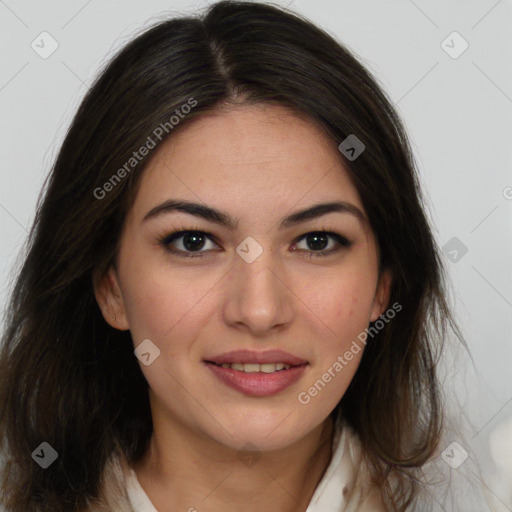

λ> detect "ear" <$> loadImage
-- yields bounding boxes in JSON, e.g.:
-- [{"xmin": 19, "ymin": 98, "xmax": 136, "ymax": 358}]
[
  {"xmin": 93, "ymin": 265, "xmax": 130, "ymax": 331},
  {"xmin": 370, "ymin": 269, "xmax": 392, "ymax": 322}
]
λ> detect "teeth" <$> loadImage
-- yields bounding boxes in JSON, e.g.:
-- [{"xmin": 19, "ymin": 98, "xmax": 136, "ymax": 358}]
[
  {"xmin": 218, "ymin": 362, "xmax": 292, "ymax": 372},
  {"xmin": 260, "ymin": 363, "xmax": 278, "ymax": 373},
  {"xmin": 243, "ymin": 363, "xmax": 260, "ymax": 373}
]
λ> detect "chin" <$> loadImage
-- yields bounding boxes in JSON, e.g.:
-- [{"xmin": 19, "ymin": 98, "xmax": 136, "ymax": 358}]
[{"xmin": 204, "ymin": 411, "xmax": 318, "ymax": 452}]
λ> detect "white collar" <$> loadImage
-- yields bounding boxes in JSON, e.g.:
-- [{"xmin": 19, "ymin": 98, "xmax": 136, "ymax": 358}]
[{"xmin": 306, "ymin": 414, "xmax": 354, "ymax": 511}]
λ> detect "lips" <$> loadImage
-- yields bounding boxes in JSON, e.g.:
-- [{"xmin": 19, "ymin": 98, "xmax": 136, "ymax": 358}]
[
  {"xmin": 205, "ymin": 349, "xmax": 307, "ymax": 366},
  {"xmin": 204, "ymin": 349, "xmax": 308, "ymax": 396}
]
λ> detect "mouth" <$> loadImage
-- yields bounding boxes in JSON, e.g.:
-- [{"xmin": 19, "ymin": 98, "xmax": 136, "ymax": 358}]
[
  {"xmin": 204, "ymin": 349, "xmax": 307, "ymax": 366},
  {"xmin": 203, "ymin": 350, "xmax": 308, "ymax": 396},
  {"xmin": 207, "ymin": 362, "xmax": 295, "ymax": 373}
]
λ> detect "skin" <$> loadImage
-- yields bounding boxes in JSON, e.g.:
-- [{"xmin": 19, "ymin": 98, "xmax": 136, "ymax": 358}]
[{"xmin": 95, "ymin": 103, "xmax": 391, "ymax": 511}]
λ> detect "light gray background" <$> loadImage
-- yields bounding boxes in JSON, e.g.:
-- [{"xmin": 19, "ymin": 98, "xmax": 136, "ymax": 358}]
[{"xmin": 1, "ymin": 0, "xmax": 511, "ymax": 509}]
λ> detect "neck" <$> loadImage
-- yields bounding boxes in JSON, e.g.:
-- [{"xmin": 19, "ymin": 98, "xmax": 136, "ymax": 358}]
[{"xmin": 133, "ymin": 414, "xmax": 335, "ymax": 512}]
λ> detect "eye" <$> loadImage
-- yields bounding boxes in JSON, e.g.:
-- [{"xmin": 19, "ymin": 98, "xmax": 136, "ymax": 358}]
[
  {"xmin": 159, "ymin": 230, "xmax": 219, "ymax": 258},
  {"xmin": 158, "ymin": 229, "xmax": 352, "ymax": 259},
  {"xmin": 292, "ymin": 231, "xmax": 351, "ymax": 258}
]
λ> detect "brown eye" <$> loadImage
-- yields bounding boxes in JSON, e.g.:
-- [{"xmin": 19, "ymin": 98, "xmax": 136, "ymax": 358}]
[
  {"xmin": 160, "ymin": 230, "xmax": 219, "ymax": 257},
  {"xmin": 293, "ymin": 231, "xmax": 351, "ymax": 257}
]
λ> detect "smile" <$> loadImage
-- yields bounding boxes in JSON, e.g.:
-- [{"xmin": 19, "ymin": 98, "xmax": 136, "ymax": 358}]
[
  {"xmin": 204, "ymin": 361, "xmax": 307, "ymax": 396},
  {"xmin": 212, "ymin": 362, "xmax": 292, "ymax": 373}
]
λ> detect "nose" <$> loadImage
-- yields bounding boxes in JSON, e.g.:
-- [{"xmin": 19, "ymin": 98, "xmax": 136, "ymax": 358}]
[{"xmin": 222, "ymin": 243, "xmax": 294, "ymax": 337}]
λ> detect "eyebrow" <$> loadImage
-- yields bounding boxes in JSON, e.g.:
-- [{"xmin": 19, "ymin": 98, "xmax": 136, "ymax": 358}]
[{"xmin": 142, "ymin": 199, "xmax": 366, "ymax": 229}]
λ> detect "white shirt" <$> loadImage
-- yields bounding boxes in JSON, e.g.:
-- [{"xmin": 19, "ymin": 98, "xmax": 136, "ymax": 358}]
[{"xmin": 122, "ymin": 416, "xmax": 383, "ymax": 512}]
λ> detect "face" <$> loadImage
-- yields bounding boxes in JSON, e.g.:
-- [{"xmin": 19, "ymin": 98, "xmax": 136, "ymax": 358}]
[{"xmin": 95, "ymin": 103, "xmax": 391, "ymax": 452}]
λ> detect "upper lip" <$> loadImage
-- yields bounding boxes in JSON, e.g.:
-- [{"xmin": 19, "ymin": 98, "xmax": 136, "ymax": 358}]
[{"xmin": 205, "ymin": 350, "xmax": 307, "ymax": 366}]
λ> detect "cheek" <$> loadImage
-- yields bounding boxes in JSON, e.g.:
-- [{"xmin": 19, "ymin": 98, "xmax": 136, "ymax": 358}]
[
  {"xmin": 117, "ymin": 249, "xmax": 212, "ymax": 346},
  {"xmin": 297, "ymin": 277, "xmax": 373, "ymax": 408},
  {"xmin": 299, "ymin": 270, "xmax": 376, "ymax": 344}
]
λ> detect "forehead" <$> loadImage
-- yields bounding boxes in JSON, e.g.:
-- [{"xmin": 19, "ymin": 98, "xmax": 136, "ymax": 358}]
[{"xmin": 129, "ymin": 103, "xmax": 364, "ymax": 222}]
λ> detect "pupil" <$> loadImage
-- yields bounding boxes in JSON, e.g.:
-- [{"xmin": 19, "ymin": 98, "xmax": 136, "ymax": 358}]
[
  {"xmin": 183, "ymin": 232, "xmax": 205, "ymax": 251},
  {"xmin": 307, "ymin": 232, "xmax": 328, "ymax": 251}
]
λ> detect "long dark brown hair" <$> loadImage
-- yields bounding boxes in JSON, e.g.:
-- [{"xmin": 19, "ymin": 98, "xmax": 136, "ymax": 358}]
[{"xmin": 0, "ymin": 1, "xmax": 463, "ymax": 510}]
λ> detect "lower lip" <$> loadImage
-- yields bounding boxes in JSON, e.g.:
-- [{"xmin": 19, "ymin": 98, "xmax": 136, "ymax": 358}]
[{"xmin": 205, "ymin": 362, "xmax": 307, "ymax": 396}]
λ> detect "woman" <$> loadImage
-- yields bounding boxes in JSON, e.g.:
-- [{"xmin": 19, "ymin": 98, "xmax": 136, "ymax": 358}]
[{"xmin": 0, "ymin": 1, "xmax": 465, "ymax": 510}]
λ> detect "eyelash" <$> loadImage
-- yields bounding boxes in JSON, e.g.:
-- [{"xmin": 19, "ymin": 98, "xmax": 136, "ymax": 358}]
[{"xmin": 157, "ymin": 225, "xmax": 352, "ymax": 259}]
